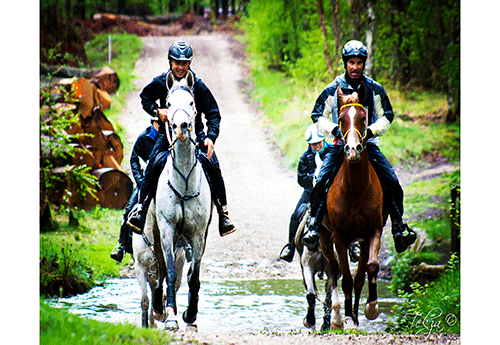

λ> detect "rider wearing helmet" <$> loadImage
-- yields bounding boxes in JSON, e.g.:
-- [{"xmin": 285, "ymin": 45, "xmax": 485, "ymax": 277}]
[
  {"xmin": 302, "ymin": 40, "xmax": 416, "ymax": 253},
  {"xmin": 127, "ymin": 40, "xmax": 237, "ymax": 237},
  {"xmin": 279, "ymin": 124, "xmax": 332, "ymax": 262}
]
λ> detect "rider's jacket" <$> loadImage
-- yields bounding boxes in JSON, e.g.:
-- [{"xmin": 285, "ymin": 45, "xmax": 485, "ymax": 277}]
[
  {"xmin": 130, "ymin": 125, "xmax": 159, "ymax": 188},
  {"xmin": 140, "ymin": 69, "xmax": 221, "ymax": 144},
  {"xmin": 298, "ymin": 143, "xmax": 332, "ymax": 192},
  {"xmin": 311, "ymin": 72, "xmax": 394, "ymax": 146}
]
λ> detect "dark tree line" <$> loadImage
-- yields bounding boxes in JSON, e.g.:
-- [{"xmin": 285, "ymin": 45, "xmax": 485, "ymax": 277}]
[{"xmin": 242, "ymin": 0, "xmax": 460, "ymax": 122}]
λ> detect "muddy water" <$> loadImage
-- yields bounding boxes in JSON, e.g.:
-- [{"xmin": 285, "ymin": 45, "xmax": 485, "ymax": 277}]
[{"xmin": 47, "ymin": 277, "xmax": 402, "ymax": 334}]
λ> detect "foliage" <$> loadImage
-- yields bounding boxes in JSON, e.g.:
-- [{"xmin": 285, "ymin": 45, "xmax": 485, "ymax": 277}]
[
  {"xmin": 388, "ymin": 254, "xmax": 460, "ymax": 334},
  {"xmin": 40, "ymin": 301, "xmax": 176, "ymax": 345},
  {"xmin": 241, "ymin": 0, "xmax": 460, "ymax": 120},
  {"xmin": 40, "ymin": 237, "xmax": 94, "ymax": 297},
  {"xmin": 389, "ymin": 251, "xmax": 415, "ymax": 294}
]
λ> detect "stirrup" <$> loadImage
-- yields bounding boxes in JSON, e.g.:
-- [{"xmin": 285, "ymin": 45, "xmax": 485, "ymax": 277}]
[{"xmin": 126, "ymin": 204, "xmax": 145, "ymax": 234}]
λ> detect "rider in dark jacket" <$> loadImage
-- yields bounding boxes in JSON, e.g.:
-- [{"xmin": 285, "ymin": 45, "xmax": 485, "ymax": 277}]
[
  {"xmin": 127, "ymin": 41, "xmax": 236, "ymax": 237},
  {"xmin": 302, "ymin": 40, "xmax": 416, "ymax": 253},
  {"xmin": 110, "ymin": 118, "xmax": 160, "ymax": 262},
  {"xmin": 279, "ymin": 125, "xmax": 332, "ymax": 262}
]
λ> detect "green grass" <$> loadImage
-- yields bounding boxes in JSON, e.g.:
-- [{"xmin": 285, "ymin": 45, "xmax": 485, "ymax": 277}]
[
  {"xmin": 40, "ymin": 207, "xmax": 130, "ymax": 297},
  {"xmin": 403, "ymin": 173, "xmax": 456, "ymax": 243},
  {"xmin": 40, "ymin": 301, "xmax": 178, "ymax": 345}
]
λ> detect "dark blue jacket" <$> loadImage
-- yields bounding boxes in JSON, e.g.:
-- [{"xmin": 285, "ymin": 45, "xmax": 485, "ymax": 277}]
[
  {"xmin": 140, "ymin": 69, "xmax": 221, "ymax": 144},
  {"xmin": 298, "ymin": 143, "xmax": 332, "ymax": 192}
]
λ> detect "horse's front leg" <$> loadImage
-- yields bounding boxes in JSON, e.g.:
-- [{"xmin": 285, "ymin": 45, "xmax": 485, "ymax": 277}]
[
  {"xmin": 319, "ymin": 231, "xmax": 342, "ymax": 329},
  {"xmin": 159, "ymin": 224, "xmax": 179, "ymax": 331},
  {"xmin": 365, "ymin": 229, "xmax": 382, "ymax": 320},
  {"xmin": 334, "ymin": 238, "xmax": 356, "ymax": 328},
  {"xmin": 182, "ymin": 233, "xmax": 206, "ymax": 326},
  {"xmin": 353, "ymin": 240, "xmax": 369, "ymax": 326}
]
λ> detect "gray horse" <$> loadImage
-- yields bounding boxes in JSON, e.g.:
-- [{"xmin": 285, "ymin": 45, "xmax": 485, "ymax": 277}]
[
  {"xmin": 295, "ymin": 206, "xmax": 342, "ymax": 331},
  {"xmin": 133, "ymin": 71, "xmax": 213, "ymax": 330}
]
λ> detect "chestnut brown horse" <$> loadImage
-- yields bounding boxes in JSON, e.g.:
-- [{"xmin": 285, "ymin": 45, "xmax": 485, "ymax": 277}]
[{"xmin": 319, "ymin": 83, "xmax": 385, "ymax": 328}]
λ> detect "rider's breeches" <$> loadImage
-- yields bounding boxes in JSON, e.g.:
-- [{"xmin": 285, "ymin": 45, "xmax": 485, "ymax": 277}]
[
  {"xmin": 198, "ymin": 147, "xmax": 228, "ymax": 208},
  {"xmin": 137, "ymin": 134, "xmax": 170, "ymax": 205},
  {"xmin": 309, "ymin": 143, "xmax": 404, "ymax": 223},
  {"xmin": 288, "ymin": 190, "xmax": 311, "ymax": 244}
]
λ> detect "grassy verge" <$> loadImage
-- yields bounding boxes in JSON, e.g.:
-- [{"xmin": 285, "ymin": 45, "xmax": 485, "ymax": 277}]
[
  {"xmin": 40, "ymin": 300, "xmax": 176, "ymax": 345},
  {"xmin": 40, "ymin": 207, "xmax": 130, "ymax": 297}
]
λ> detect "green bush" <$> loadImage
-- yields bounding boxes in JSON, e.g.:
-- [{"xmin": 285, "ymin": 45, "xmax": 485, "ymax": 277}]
[{"xmin": 388, "ymin": 254, "xmax": 460, "ymax": 334}]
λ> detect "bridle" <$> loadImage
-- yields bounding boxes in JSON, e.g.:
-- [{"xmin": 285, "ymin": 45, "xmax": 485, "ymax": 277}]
[
  {"xmin": 338, "ymin": 103, "xmax": 369, "ymax": 144},
  {"xmin": 165, "ymin": 86, "xmax": 201, "ymax": 202}
]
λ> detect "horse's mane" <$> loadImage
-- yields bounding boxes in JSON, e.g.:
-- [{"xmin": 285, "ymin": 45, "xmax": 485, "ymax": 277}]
[{"xmin": 339, "ymin": 92, "xmax": 360, "ymax": 106}]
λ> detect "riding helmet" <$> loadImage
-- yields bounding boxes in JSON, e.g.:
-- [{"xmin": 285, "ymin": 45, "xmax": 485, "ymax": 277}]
[
  {"xmin": 305, "ymin": 124, "xmax": 325, "ymax": 144},
  {"xmin": 168, "ymin": 41, "xmax": 193, "ymax": 61},
  {"xmin": 342, "ymin": 40, "xmax": 368, "ymax": 65}
]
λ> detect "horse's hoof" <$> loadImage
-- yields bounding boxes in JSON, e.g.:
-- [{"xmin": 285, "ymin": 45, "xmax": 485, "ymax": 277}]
[
  {"xmin": 185, "ymin": 323, "xmax": 198, "ymax": 332},
  {"xmin": 165, "ymin": 319, "xmax": 179, "ymax": 331},
  {"xmin": 331, "ymin": 320, "xmax": 343, "ymax": 330},
  {"xmin": 182, "ymin": 310, "xmax": 197, "ymax": 324},
  {"xmin": 152, "ymin": 310, "xmax": 166, "ymax": 322},
  {"xmin": 344, "ymin": 317, "xmax": 357, "ymax": 329},
  {"xmin": 365, "ymin": 300, "xmax": 379, "ymax": 320},
  {"xmin": 303, "ymin": 317, "xmax": 315, "ymax": 329}
]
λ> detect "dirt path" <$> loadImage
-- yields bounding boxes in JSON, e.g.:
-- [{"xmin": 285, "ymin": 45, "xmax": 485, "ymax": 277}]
[{"xmin": 119, "ymin": 33, "xmax": 459, "ymax": 344}]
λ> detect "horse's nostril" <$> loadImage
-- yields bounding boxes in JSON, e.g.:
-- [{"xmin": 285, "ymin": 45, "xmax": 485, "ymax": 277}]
[
  {"xmin": 356, "ymin": 144, "xmax": 363, "ymax": 152},
  {"xmin": 181, "ymin": 122, "xmax": 188, "ymax": 129},
  {"xmin": 344, "ymin": 144, "xmax": 349, "ymax": 153},
  {"xmin": 172, "ymin": 124, "xmax": 177, "ymax": 130}
]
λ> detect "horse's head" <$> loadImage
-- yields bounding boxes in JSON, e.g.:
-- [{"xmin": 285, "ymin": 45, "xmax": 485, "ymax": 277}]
[
  {"xmin": 337, "ymin": 83, "xmax": 367, "ymax": 161},
  {"xmin": 165, "ymin": 70, "xmax": 197, "ymax": 143}
]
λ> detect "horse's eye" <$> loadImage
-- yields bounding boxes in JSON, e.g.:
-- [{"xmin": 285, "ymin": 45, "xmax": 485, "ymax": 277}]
[
  {"xmin": 190, "ymin": 101, "xmax": 194, "ymax": 107},
  {"xmin": 167, "ymin": 102, "xmax": 171, "ymax": 108}
]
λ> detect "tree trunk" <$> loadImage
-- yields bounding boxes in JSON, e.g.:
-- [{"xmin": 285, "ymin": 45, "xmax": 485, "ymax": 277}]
[
  {"xmin": 330, "ymin": 0, "xmax": 342, "ymax": 75},
  {"xmin": 316, "ymin": 0, "xmax": 333, "ymax": 75},
  {"xmin": 364, "ymin": 1, "xmax": 376, "ymax": 78}
]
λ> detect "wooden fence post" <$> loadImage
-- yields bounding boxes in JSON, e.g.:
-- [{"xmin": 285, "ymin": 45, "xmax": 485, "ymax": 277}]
[{"xmin": 450, "ymin": 184, "xmax": 460, "ymax": 258}]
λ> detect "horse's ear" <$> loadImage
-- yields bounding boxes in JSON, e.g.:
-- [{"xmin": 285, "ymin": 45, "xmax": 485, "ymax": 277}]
[
  {"xmin": 357, "ymin": 81, "xmax": 366, "ymax": 104},
  {"xmin": 167, "ymin": 71, "xmax": 175, "ymax": 90},
  {"xmin": 186, "ymin": 70, "xmax": 194, "ymax": 89},
  {"xmin": 337, "ymin": 84, "xmax": 344, "ymax": 97}
]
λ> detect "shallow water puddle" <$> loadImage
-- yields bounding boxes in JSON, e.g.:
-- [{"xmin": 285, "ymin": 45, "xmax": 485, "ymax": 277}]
[{"xmin": 47, "ymin": 278, "xmax": 402, "ymax": 333}]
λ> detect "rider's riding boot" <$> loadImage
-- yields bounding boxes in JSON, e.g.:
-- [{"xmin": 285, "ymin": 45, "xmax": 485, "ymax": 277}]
[
  {"xmin": 279, "ymin": 243, "xmax": 295, "ymax": 262},
  {"xmin": 303, "ymin": 217, "xmax": 320, "ymax": 250},
  {"xmin": 110, "ymin": 244, "xmax": 125, "ymax": 263},
  {"xmin": 391, "ymin": 220, "xmax": 417, "ymax": 253},
  {"xmin": 217, "ymin": 204, "xmax": 237, "ymax": 237},
  {"xmin": 127, "ymin": 195, "xmax": 151, "ymax": 235}
]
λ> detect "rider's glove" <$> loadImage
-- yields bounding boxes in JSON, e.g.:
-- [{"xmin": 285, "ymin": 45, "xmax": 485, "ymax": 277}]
[
  {"xmin": 363, "ymin": 128, "xmax": 374, "ymax": 141},
  {"xmin": 332, "ymin": 126, "xmax": 342, "ymax": 139}
]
